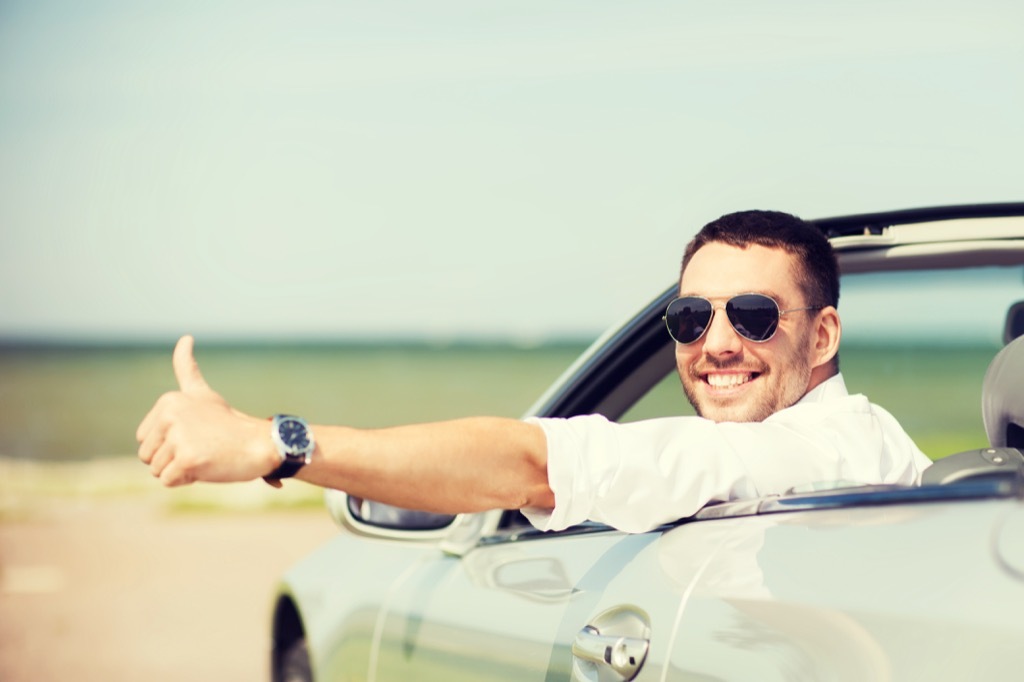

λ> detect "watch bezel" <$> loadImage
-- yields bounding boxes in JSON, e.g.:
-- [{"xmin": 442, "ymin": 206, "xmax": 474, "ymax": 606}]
[{"xmin": 268, "ymin": 414, "xmax": 315, "ymax": 478}]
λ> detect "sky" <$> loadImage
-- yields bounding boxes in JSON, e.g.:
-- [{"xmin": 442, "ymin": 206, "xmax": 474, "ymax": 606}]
[{"xmin": 1, "ymin": 0, "xmax": 1022, "ymax": 343}]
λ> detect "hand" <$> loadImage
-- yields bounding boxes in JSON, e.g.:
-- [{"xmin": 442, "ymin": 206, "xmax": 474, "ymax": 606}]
[{"xmin": 136, "ymin": 335, "xmax": 278, "ymax": 486}]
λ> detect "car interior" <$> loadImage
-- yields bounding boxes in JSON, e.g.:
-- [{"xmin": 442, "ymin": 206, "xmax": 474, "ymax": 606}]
[{"xmin": 920, "ymin": 307, "xmax": 1024, "ymax": 486}]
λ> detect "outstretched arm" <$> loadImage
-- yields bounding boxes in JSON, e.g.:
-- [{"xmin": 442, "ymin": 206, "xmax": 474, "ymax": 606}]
[{"xmin": 136, "ymin": 336, "xmax": 554, "ymax": 514}]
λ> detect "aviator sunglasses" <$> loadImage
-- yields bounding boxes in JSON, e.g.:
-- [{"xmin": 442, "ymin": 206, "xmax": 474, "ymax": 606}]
[{"xmin": 663, "ymin": 293, "xmax": 823, "ymax": 345}]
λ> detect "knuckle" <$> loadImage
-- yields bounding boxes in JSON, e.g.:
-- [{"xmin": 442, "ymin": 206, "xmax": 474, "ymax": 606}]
[
  {"xmin": 159, "ymin": 467, "xmax": 181, "ymax": 487},
  {"xmin": 155, "ymin": 391, "xmax": 188, "ymax": 417},
  {"xmin": 155, "ymin": 391, "xmax": 179, "ymax": 412}
]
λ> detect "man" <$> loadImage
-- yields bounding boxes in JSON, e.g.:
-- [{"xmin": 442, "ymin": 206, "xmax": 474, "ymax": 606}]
[{"xmin": 137, "ymin": 211, "xmax": 931, "ymax": 533}]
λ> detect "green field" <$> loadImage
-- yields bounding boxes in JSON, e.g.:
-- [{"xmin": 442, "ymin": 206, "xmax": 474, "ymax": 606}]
[
  {"xmin": 0, "ymin": 342, "xmax": 587, "ymax": 462},
  {"xmin": 0, "ymin": 340, "xmax": 1001, "ymax": 462}
]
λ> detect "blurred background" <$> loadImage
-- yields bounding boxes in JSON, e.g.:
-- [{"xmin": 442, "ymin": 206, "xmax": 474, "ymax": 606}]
[
  {"xmin": 1, "ymin": 1, "xmax": 1022, "ymax": 680},
  {"xmin": 3, "ymin": 1, "xmax": 1022, "ymax": 347},
  {"xmin": 2, "ymin": 0, "xmax": 1022, "ymax": 460}
]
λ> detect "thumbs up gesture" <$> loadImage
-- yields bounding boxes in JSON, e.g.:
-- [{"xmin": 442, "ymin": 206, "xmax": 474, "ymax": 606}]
[{"xmin": 137, "ymin": 336, "xmax": 277, "ymax": 486}]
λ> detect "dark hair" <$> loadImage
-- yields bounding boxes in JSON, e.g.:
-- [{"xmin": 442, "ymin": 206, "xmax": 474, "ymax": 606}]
[{"xmin": 681, "ymin": 210, "xmax": 839, "ymax": 310}]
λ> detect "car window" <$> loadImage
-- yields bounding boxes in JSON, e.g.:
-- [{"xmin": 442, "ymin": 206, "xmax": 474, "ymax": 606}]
[{"xmin": 621, "ymin": 265, "xmax": 1024, "ymax": 460}]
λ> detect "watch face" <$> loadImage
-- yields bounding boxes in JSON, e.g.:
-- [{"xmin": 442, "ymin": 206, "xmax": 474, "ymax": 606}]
[{"xmin": 278, "ymin": 418, "xmax": 311, "ymax": 451}]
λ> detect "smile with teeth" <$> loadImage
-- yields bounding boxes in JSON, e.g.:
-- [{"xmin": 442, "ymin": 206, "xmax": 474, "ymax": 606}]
[{"xmin": 704, "ymin": 372, "xmax": 757, "ymax": 388}]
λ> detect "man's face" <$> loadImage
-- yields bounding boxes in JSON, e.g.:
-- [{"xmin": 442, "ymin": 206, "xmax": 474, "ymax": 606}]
[{"xmin": 675, "ymin": 242, "xmax": 819, "ymax": 423}]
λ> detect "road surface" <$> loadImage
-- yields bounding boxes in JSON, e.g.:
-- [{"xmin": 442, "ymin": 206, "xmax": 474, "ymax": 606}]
[{"xmin": 0, "ymin": 461, "xmax": 338, "ymax": 682}]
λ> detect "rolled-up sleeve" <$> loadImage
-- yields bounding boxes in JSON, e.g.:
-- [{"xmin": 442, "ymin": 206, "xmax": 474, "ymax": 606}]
[{"xmin": 521, "ymin": 380, "xmax": 928, "ymax": 533}]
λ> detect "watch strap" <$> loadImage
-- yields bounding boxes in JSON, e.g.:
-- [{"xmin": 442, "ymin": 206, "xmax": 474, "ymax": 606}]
[{"xmin": 265, "ymin": 457, "xmax": 306, "ymax": 480}]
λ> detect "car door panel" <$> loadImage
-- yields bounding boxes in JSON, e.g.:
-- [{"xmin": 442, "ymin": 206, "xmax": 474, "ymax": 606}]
[
  {"xmin": 647, "ymin": 502, "xmax": 1024, "ymax": 681},
  {"xmin": 372, "ymin": 530, "xmax": 674, "ymax": 682}
]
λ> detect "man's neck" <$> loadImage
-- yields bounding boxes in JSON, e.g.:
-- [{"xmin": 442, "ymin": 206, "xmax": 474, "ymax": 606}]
[{"xmin": 805, "ymin": 364, "xmax": 840, "ymax": 396}]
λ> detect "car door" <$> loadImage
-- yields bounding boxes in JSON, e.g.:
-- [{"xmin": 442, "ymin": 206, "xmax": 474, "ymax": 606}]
[{"xmin": 369, "ymin": 525, "xmax": 685, "ymax": 682}]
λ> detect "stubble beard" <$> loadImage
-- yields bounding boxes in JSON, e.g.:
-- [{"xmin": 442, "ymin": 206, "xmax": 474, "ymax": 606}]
[{"xmin": 679, "ymin": 344, "xmax": 814, "ymax": 424}]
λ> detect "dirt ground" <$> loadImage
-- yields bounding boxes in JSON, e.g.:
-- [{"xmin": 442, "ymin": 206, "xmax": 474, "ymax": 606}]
[{"xmin": 0, "ymin": 459, "xmax": 339, "ymax": 682}]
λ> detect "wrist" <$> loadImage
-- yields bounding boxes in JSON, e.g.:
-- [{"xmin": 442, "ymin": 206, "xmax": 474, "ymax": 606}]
[
  {"xmin": 243, "ymin": 416, "xmax": 282, "ymax": 478},
  {"xmin": 265, "ymin": 414, "xmax": 316, "ymax": 481}
]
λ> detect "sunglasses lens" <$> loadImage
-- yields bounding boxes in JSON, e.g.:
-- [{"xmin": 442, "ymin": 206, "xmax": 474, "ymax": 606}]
[
  {"xmin": 726, "ymin": 294, "xmax": 780, "ymax": 341},
  {"xmin": 665, "ymin": 298, "xmax": 713, "ymax": 344}
]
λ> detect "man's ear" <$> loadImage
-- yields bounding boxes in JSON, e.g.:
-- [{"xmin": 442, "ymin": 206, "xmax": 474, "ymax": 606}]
[{"xmin": 813, "ymin": 306, "xmax": 841, "ymax": 369}]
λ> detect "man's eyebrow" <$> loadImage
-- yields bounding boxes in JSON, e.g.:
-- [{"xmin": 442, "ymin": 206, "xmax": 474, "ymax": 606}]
[{"xmin": 677, "ymin": 289, "xmax": 781, "ymax": 300}]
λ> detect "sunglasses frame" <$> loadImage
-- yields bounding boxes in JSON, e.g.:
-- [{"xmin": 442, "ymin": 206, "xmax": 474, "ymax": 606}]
[{"xmin": 662, "ymin": 293, "xmax": 823, "ymax": 345}]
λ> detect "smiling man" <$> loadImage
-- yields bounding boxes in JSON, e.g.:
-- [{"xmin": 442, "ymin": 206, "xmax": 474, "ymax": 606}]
[
  {"xmin": 675, "ymin": 211, "xmax": 840, "ymax": 423},
  {"xmin": 137, "ymin": 210, "xmax": 931, "ymax": 533}
]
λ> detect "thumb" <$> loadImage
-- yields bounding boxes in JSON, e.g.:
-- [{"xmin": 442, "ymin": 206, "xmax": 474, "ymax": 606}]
[{"xmin": 172, "ymin": 335, "xmax": 212, "ymax": 393}]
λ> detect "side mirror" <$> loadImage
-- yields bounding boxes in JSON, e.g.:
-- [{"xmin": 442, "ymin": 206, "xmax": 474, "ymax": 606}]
[
  {"xmin": 324, "ymin": 490, "xmax": 505, "ymax": 556},
  {"xmin": 346, "ymin": 495, "xmax": 455, "ymax": 531},
  {"xmin": 326, "ymin": 488, "xmax": 456, "ymax": 539}
]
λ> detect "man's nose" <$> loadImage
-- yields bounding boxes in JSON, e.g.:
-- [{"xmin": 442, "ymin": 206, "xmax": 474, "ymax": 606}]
[{"xmin": 702, "ymin": 308, "xmax": 743, "ymax": 356}]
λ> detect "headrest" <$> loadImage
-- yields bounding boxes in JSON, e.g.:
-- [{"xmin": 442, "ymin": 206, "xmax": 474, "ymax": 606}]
[
  {"xmin": 983, "ymin": 334, "xmax": 1024, "ymax": 447},
  {"xmin": 1004, "ymin": 301, "xmax": 1024, "ymax": 344}
]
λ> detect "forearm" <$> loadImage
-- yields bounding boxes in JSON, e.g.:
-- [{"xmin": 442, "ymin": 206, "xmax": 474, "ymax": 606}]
[
  {"xmin": 138, "ymin": 337, "xmax": 552, "ymax": 514},
  {"xmin": 294, "ymin": 417, "xmax": 553, "ymax": 514}
]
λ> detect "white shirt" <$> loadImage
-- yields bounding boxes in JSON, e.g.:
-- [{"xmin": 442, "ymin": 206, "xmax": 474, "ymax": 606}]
[{"xmin": 523, "ymin": 373, "xmax": 932, "ymax": 533}]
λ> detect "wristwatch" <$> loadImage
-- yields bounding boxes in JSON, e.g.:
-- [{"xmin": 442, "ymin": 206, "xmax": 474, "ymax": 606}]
[{"xmin": 266, "ymin": 414, "xmax": 315, "ymax": 480}]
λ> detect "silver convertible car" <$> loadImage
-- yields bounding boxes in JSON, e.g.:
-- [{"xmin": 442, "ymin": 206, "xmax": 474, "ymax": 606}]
[{"xmin": 271, "ymin": 204, "xmax": 1024, "ymax": 682}]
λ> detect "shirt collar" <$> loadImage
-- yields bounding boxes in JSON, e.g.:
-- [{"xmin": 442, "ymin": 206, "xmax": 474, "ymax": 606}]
[{"xmin": 795, "ymin": 373, "xmax": 848, "ymax": 405}]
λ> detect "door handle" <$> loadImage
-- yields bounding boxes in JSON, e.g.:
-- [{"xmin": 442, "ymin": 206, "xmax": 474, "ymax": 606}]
[{"xmin": 572, "ymin": 625, "xmax": 649, "ymax": 681}]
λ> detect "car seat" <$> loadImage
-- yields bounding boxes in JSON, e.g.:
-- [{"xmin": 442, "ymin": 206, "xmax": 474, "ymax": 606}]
[
  {"xmin": 984, "ymin": 332, "xmax": 1024, "ymax": 448},
  {"xmin": 919, "ymin": 332, "xmax": 1024, "ymax": 485}
]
